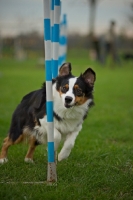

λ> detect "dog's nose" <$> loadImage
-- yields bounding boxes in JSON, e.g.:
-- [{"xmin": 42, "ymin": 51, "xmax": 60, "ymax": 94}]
[{"xmin": 65, "ymin": 96, "xmax": 73, "ymax": 104}]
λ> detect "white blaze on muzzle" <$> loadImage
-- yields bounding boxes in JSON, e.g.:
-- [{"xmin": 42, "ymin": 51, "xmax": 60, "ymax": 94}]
[{"xmin": 61, "ymin": 77, "xmax": 77, "ymax": 108}]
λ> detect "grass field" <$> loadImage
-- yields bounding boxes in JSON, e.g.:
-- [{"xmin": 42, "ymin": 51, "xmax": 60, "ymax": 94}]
[{"xmin": 0, "ymin": 51, "xmax": 133, "ymax": 200}]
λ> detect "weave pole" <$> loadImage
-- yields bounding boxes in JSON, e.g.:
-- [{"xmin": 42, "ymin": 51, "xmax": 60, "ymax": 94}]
[
  {"xmin": 43, "ymin": 0, "xmax": 57, "ymax": 184},
  {"xmin": 59, "ymin": 14, "xmax": 67, "ymax": 67},
  {"xmin": 51, "ymin": 0, "xmax": 61, "ymax": 78}
]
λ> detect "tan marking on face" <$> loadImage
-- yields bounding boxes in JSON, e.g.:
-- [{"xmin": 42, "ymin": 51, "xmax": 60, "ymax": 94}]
[
  {"xmin": 74, "ymin": 85, "xmax": 82, "ymax": 93},
  {"xmin": 75, "ymin": 95, "xmax": 89, "ymax": 105},
  {"xmin": 59, "ymin": 84, "xmax": 69, "ymax": 96},
  {"xmin": 65, "ymin": 84, "xmax": 69, "ymax": 89},
  {"xmin": 74, "ymin": 84, "xmax": 79, "ymax": 89},
  {"xmin": 62, "ymin": 84, "xmax": 69, "ymax": 92},
  {"xmin": 74, "ymin": 85, "xmax": 86, "ymax": 105}
]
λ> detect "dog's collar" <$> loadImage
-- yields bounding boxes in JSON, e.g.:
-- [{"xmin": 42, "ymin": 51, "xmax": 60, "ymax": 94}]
[{"xmin": 54, "ymin": 112, "xmax": 63, "ymax": 121}]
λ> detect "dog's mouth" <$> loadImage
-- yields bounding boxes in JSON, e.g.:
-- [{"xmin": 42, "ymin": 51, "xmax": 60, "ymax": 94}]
[
  {"xmin": 64, "ymin": 103, "xmax": 73, "ymax": 108},
  {"xmin": 64, "ymin": 102, "xmax": 78, "ymax": 108}
]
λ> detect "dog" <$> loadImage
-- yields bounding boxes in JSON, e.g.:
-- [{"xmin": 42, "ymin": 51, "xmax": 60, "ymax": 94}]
[{"xmin": 0, "ymin": 62, "xmax": 96, "ymax": 164}]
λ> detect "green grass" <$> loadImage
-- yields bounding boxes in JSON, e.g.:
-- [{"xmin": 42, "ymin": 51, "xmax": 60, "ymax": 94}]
[{"xmin": 0, "ymin": 52, "xmax": 133, "ymax": 200}]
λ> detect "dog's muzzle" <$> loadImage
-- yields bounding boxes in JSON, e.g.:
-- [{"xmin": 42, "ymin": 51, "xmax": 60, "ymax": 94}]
[{"xmin": 65, "ymin": 96, "xmax": 73, "ymax": 108}]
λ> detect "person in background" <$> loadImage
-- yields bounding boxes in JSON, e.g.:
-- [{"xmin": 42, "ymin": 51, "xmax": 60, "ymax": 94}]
[{"xmin": 103, "ymin": 20, "xmax": 120, "ymax": 65}]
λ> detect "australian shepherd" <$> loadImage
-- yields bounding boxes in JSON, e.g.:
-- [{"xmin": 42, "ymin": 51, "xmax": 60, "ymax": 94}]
[{"xmin": 0, "ymin": 62, "xmax": 96, "ymax": 164}]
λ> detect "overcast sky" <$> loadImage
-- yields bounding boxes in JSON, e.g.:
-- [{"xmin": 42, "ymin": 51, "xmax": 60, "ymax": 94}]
[{"xmin": 0, "ymin": 0, "xmax": 132, "ymax": 37}]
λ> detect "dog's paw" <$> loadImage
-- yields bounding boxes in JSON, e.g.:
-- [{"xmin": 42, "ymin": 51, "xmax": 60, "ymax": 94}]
[
  {"xmin": 58, "ymin": 149, "xmax": 71, "ymax": 161},
  {"xmin": 58, "ymin": 154, "xmax": 62, "ymax": 162},
  {"xmin": 24, "ymin": 158, "xmax": 34, "ymax": 164},
  {"xmin": 58, "ymin": 153, "xmax": 67, "ymax": 162},
  {"xmin": 0, "ymin": 158, "xmax": 8, "ymax": 164}
]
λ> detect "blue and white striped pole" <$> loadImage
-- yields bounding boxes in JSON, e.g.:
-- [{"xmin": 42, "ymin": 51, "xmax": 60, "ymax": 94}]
[
  {"xmin": 51, "ymin": 0, "xmax": 54, "ymax": 71},
  {"xmin": 43, "ymin": 0, "xmax": 57, "ymax": 184},
  {"xmin": 51, "ymin": 0, "xmax": 54, "ymax": 29},
  {"xmin": 52, "ymin": 0, "xmax": 61, "ymax": 78},
  {"xmin": 59, "ymin": 14, "xmax": 67, "ymax": 67}
]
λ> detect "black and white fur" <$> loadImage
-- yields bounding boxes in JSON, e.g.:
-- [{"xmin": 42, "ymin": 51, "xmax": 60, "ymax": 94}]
[{"xmin": 0, "ymin": 62, "xmax": 96, "ymax": 164}]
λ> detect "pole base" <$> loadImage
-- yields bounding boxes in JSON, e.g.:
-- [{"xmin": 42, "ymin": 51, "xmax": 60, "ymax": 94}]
[{"xmin": 47, "ymin": 162, "xmax": 57, "ymax": 185}]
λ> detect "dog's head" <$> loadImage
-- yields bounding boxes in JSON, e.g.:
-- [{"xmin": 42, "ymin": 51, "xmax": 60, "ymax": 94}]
[{"xmin": 55, "ymin": 62, "xmax": 96, "ymax": 109}]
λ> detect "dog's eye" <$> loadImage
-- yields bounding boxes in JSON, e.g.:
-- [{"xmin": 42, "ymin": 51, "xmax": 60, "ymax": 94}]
[
  {"xmin": 76, "ymin": 88, "xmax": 82, "ymax": 96},
  {"xmin": 61, "ymin": 86, "xmax": 68, "ymax": 93}
]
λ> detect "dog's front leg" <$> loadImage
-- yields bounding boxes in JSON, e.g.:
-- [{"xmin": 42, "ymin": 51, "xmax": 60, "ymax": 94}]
[
  {"xmin": 58, "ymin": 131, "xmax": 79, "ymax": 161},
  {"xmin": 54, "ymin": 129, "xmax": 61, "ymax": 151},
  {"xmin": 54, "ymin": 129, "xmax": 61, "ymax": 163}
]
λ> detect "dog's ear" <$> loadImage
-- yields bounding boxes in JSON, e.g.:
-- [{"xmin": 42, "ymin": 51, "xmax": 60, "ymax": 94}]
[
  {"xmin": 82, "ymin": 68, "xmax": 96, "ymax": 86},
  {"xmin": 59, "ymin": 62, "xmax": 72, "ymax": 76}
]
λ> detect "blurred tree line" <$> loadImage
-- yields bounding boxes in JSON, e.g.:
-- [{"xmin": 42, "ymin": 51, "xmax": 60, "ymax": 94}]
[
  {"xmin": 0, "ymin": 31, "xmax": 133, "ymax": 59},
  {"xmin": 0, "ymin": 0, "xmax": 133, "ymax": 62}
]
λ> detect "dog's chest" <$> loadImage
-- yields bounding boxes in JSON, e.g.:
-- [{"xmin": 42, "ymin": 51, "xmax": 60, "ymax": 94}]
[
  {"xmin": 38, "ymin": 110, "xmax": 82, "ymax": 134},
  {"xmin": 54, "ymin": 116, "xmax": 82, "ymax": 134},
  {"xmin": 53, "ymin": 105, "xmax": 86, "ymax": 134}
]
